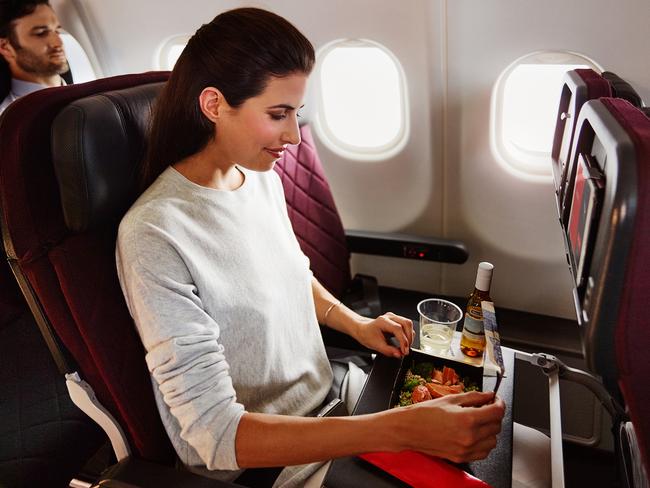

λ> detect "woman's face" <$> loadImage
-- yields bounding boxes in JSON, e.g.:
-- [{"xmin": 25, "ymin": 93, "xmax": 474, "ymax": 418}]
[{"xmin": 216, "ymin": 72, "xmax": 307, "ymax": 172}]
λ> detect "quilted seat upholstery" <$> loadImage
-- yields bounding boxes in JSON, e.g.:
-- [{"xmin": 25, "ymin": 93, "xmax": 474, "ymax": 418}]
[
  {"xmin": 273, "ymin": 126, "xmax": 350, "ymax": 298},
  {"xmin": 0, "ymin": 311, "xmax": 105, "ymax": 486}
]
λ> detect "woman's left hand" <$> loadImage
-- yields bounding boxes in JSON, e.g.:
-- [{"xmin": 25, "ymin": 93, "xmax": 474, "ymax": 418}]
[{"xmin": 354, "ymin": 312, "xmax": 414, "ymax": 358}]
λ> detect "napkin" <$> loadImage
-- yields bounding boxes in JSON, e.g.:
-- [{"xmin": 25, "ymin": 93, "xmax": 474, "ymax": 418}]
[{"xmin": 359, "ymin": 450, "xmax": 493, "ymax": 488}]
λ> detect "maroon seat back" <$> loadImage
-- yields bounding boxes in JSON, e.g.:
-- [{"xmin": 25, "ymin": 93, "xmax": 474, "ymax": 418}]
[
  {"xmin": 602, "ymin": 100, "xmax": 650, "ymax": 474},
  {"xmin": 0, "ymin": 72, "xmax": 174, "ymax": 463},
  {"xmin": 554, "ymin": 69, "xmax": 644, "ymax": 230},
  {"xmin": 552, "ymin": 69, "xmax": 612, "ymax": 220},
  {"xmin": 565, "ymin": 98, "xmax": 650, "ymax": 476},
  {"xmin": 274, "ymin": 126, "xmax": 351, "ymax": 297}
]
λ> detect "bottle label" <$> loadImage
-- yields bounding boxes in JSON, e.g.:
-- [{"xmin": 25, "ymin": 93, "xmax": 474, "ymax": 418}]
[
  {"xmin": 461, "ymin": 328, "xmax": 485, "ymax": 343},
  {"xmin": 463, "ymin": 314, "xmax": 484, "ymax": 335}
]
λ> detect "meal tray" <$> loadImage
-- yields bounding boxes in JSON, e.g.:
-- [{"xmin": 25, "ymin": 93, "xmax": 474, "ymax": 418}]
[{"xmin": 389, "ymin": 349, "xmax": 484, "ymax": 408}]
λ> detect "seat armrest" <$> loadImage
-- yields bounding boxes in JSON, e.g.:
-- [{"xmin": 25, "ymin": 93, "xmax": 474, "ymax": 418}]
[
  {"xmin": 95, "ymin": 457, "xmax": 244, "ymax": 487},
  {"xmin": 345, "ymin": 230, "xmax": 468, "ymax": 264}
]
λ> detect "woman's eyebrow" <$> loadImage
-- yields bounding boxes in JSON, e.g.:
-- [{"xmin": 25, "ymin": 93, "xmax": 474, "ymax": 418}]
[{"xmin": 267, "ymin": 104, "xmax": 305, "ymax": 110}]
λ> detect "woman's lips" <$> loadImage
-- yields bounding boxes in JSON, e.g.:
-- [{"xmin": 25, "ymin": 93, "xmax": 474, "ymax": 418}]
[{"xmin": 265, "ymin": 148, "xmax": 285, "ymax": 158}]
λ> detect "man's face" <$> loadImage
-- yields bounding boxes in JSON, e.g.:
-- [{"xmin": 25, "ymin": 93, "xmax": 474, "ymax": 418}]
[{"xmin": 3, "ymin": 4, "xmax": 68, "ymax": 77}]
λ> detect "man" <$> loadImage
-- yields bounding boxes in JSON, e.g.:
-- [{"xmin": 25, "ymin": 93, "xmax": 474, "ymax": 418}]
[{"xmin": 0, "ymin": 0, "xmax": 68, "ymax": 115}]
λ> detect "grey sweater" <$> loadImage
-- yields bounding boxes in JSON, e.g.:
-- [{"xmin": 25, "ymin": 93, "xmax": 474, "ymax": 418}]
[{"xmin": 116, "ymin": 166, "xmax": 333, "ymax": 479}]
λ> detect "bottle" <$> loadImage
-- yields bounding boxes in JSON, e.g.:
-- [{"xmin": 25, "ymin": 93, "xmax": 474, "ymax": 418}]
[{"xmin": 460, "ymin": 262, "xmax": 494, "ymax": 358}]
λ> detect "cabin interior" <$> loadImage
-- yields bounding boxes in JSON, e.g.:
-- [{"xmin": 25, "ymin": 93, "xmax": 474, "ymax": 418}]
[{"xmin": 1, "ymin": 0, "xmax": 649, "ymax": 487}]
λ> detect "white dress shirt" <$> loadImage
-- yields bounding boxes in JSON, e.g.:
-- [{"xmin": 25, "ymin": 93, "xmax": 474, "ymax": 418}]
[{"xmin": 0, "ymin": 77, "xmax": 64, "ymax": 115}]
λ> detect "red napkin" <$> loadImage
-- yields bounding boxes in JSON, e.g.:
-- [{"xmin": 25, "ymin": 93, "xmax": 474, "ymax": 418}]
[{"xmin": 359, "ymin": 451, "xmax": 493, "ymax": 488}]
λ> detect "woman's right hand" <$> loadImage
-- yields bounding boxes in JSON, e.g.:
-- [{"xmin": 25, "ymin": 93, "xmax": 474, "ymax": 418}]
[{"xmin": 389, "ymin": 391, "xmax": 505, "ymax": 463}]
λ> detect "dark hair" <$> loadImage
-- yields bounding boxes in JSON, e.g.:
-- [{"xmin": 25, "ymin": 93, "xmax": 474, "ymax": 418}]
[
  {"xmin": 140, "ymin": 7, "xmax": 315, "ymax": 189},
  {"xmin": 0, "ymin": 0, "xmax": 50, "ymax": 100},
  {"xmin": 0, "ymin": 0, "xmax": 49, "ymax": 37}
]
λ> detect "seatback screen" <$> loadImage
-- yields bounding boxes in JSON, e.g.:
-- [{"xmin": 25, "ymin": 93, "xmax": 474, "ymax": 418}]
[{"xmin": 567, "ymin": 152, "xmax": 605, "ymax": 289}]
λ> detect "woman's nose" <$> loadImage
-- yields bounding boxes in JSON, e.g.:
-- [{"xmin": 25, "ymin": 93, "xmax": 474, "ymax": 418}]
[{"xmin": 282, "ymin": 118, "xmax": 301, "ymax": 145}]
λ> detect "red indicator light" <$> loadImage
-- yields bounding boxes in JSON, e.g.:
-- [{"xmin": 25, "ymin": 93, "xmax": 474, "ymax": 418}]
[{"xmin": 419, "ymin": 252, "xmax": 425, "ymax": 258}]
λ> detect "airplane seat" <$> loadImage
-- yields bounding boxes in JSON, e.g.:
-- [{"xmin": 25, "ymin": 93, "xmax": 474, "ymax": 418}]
[
  {"xmin": 274, "ymin": 124, "xmax": 469, "ymax": 349},
  {"xmin": 553, "ymin": 68, "xmax": 644, "ymax": 226},
  {"xmin": 558, "ymin": 97, "xmax": 650, "ymax": 487},
  {"xmin": 61, "ymin": 69, "xmax": 74, "ymax": 86},
  {"xmin": 0, "ymin": 72, "xmax": 199, "ymax": 484},
  {"xmin": 596, "ymin": 98, "xmax": 650, "ymax": 487},
  {"xmin": 601, "ymin": 71, "xmax": 644, "ymax": 108},
  {"xmin": 273, "ymin": 126, "xmax": 351, "ymax": 299},
  {"xmin": 552, "ymin": 68, "xmax": 612, "ymax": 219},
  {"xmin": 1, "ymin": 241, "xmax": 106, "ymax": 486},
  {"xmin": 0, "ymin": 101, "xmax": 106, "ymax": 487},
  {"xmin": 0, "ymin": 305, "xmax": 107, "ymax": 487}
]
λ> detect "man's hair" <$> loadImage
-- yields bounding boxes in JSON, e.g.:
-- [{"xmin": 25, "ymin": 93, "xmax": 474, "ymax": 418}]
[
  {"xmin": 1, "ymin": 0, "xmax": 51, "ymax": 98},
  {"xmin": 1, "ymin": 0, "xmax": 50, "ymax": 39}
]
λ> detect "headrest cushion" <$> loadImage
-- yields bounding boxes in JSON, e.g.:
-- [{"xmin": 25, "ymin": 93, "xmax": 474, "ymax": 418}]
[
  {"xmin": 602, "ymin": 71, "xmax": 643, "ymax": 108},
  {"xmin": 575, "ymin": 68, "xmax": 613, "ymax": 99},
  {"xmin": 52, "ymin": 82, "xmax": 165, "ymax": 232}
]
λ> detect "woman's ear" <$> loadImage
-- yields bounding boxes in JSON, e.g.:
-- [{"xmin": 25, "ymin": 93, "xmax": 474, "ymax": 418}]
[{"xmin": 198, "ymin": 87, "xmax": 226, "ymax": 123}]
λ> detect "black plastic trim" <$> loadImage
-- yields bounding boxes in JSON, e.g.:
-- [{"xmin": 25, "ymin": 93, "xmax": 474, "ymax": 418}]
[{"xmin": 345, "ymin": 230, "xmax": 468, "ymax": 264}]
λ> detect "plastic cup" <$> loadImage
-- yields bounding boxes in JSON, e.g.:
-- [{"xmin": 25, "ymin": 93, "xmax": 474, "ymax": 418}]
[{"xmin": 417, "ymin": 298, "xmax": 463, "ymax": 353}]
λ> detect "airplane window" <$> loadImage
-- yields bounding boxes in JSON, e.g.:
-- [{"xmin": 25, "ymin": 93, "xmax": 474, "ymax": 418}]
[
  {"xmin": 60, "ymin": 32, "xmax": 97, "ymax": 83},
  {"xmin": 156, "ymin": 35, "xmax": 191, "ymax": 70},
  {"xmin": 315, "ymin": 39, "xmax": 409, "ymax": 161},
  {"xmin": 491, "ymin": 51, "xmax": 601, "ymax": 180}
]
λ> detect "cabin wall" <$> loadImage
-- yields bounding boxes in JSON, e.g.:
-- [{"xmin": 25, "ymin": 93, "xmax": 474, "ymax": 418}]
[
  {"xmin": 440, "ymin": 0, "xmax": 650, "ymax": 318},
  {"xmin": 54, "ymin": 0, "xmax": 649, "ymax": 320}
]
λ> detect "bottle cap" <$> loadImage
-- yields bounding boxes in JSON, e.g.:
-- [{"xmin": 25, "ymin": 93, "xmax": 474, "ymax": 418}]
[{"xmin": 475, "ymin": 262, "xmax": 494, "ymax": 292}]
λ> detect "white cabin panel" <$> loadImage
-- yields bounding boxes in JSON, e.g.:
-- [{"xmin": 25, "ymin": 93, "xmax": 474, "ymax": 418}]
[
  {"xmin": 441, "ymin": 0, "xmax": 649, "ymax": 318},
  {"xmin": 53, "ymin": 0, "xmax": 649, "ymax": 319}
]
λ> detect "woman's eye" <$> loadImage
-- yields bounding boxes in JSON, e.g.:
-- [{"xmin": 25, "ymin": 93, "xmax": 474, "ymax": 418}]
[{"xmin": 270, "ymin": 113, "xmax": 287, "ymax": 120}]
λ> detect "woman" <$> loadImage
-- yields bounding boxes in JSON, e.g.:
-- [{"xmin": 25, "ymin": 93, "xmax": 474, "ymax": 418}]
[{"xmin": 116, "ymin": 8, "xmax": 505, "ymax": 487}]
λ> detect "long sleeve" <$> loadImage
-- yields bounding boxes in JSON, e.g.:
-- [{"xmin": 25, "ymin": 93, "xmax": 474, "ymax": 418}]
[{"xmin": 117, "ymin": 221, "xmax": 245, "ymax": 470}]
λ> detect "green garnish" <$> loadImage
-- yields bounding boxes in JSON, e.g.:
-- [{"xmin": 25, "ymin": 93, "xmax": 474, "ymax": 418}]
[
  {"xmin": 402, "ymin": 375, "xmax": 423, "ymax": 392},
  {"xmin": 412, "ymin": 362, "xmax": 434, "ymax": 379}
]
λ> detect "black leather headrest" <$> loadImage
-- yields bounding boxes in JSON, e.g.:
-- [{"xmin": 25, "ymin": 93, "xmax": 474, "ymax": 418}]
[
  {"xmin": 52, "ymin": 82, "xmax": 164, "ymax": 232},
  {"xmin": 602, "ymin": 71, "xmax": 643, "ymax": 108}
]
